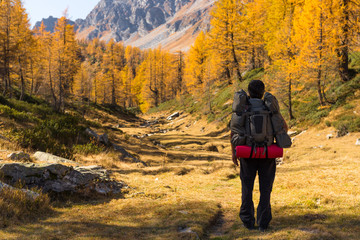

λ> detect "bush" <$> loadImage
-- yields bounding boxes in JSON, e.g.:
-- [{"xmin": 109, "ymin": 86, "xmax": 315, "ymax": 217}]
[
  {"xmin": 11, "ymin": 114, "xmax": 86, "ymax": 158},
  {"xmin": 333, "ymin": 114, "xmax": 360, "ymax": 133},
  {"xmin": 73, "ymin": 142, "xmax": 105, "ymax": 155},
  {"xmin": 0, "ymin": 105, "xmax": 39, "ymax": 123}
]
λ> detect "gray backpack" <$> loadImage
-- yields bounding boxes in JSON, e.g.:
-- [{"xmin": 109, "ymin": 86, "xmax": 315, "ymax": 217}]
[{"xmin": 230, "ymin": 90, "xmax": 291, "ymax": 152}]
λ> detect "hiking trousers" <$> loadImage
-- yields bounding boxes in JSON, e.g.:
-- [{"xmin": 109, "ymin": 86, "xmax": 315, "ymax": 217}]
[{"xmin": 239, "ymin": 158, "xmax": 276, "ymax": 228}]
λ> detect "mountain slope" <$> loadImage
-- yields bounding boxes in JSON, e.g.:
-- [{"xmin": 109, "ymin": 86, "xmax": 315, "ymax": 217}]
[
  {"xmin": 75, "ymin": 0, "xmax": 214, "ymax": 51},
  {"xmin": 34, "ymin": 16, "xmax": 76, "ymax": 32}
]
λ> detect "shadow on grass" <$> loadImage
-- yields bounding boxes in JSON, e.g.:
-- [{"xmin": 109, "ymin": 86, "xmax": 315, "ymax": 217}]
[
  {"xmin": 2, "ymin": 200, "xmax": 220, "ymax": 240},
  {"xmin": 227, "ymin": 210, "xmax": 360, "ymax": 239}
]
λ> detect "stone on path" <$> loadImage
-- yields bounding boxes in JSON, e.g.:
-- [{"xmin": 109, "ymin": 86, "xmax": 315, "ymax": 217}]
[
  {"xmin": 326, "ymin": 134, "xmax": 333, "ymax": 140},
  {"xmin": 167, "ymin": 112, "xmax": 180, "ymax": 121},
  {"xmin": 356, "ymin": 139, "xmax": 360, "ymax": 146}
]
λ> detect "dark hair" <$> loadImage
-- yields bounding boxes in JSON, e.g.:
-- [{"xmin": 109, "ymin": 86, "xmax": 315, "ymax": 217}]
[{"xmin": 248, "ymin": 80, "xmax": 265, "ymax": 99}]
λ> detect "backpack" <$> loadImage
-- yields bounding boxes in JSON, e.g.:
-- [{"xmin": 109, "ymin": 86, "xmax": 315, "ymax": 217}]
[
  {"xmin": 230, "ymin": 90, "xmax": 292, "ymax": 153},
  {"xmin": 263, "ymin": 92, "xmax": 292, "ymax": 148}
]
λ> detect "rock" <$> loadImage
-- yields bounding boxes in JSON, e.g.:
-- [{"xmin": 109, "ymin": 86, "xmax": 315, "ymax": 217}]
[
  {"xmin": 287, "ymin": 130, "xmax": 297, "ymax": 137},
  {"xmin": 356, "ymin": 139, "xmax": 360, "ymax": 146},
  {"xmin": 85, "ymin": 128, "xmax": 110, "ymax": 145},
  {"xmin": 206, "ymin": 145, "xmax": 219, "ymax": 152},
  {"xmin": 7, "ymin": 151, "xmax": 31, "ymax": 161},
  {"xmin": 112, "ymin": 143, "xmax": 148, "ymax": 167},
  {"xmin": 167, "ymin": 112, "xmax": 180, "ymax": 120},
  {"xmin": 0, "ymin": 162, "xmax": 126, "ymax": 195},
  {"xmin": 33, "ymin": 151, "xmax": 76, "ymax": 164},
  {"xmin": 326, "ymin": 134, "xmax": 334, "ymax": 140},
  {"xmin": 0, "ymin": 181, "xmax": 39, "ymax": 199},
  {"xmin": 336, "ymin": 126, "xmax": 348, "ymax": 138},
  {"xmin": 276, "ymin": 158, "xmax": 284, "ymax": 165}
]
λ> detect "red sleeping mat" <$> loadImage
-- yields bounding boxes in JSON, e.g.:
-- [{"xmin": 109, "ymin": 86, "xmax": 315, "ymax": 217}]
[{"xmin": 235, "ymin": 144, "xmax": 283, "ymax": 159}]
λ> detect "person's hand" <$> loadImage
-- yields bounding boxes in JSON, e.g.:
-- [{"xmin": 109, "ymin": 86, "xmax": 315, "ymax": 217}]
[{"xmin": 232, "ymin": 154, "xmax": 239, "ymax": 166}]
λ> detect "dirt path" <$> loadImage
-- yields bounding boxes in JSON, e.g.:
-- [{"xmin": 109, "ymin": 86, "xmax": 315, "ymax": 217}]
[{"xmin": 2, "ymin": 110, "xmax": 360, "ymax": 239}]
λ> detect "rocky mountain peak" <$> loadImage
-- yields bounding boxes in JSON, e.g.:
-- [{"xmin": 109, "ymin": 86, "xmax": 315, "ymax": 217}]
[{"xmin": 34, "ymin": 0, "xmax": 215, "ymax": 51}]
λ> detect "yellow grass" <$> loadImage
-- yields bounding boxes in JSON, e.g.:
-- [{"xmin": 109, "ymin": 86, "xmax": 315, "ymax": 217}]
[{"xmin": 0, "ymin": 111, "xmax": 359, "ymax": 239}]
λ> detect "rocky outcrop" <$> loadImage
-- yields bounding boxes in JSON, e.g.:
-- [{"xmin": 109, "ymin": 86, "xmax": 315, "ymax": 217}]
[
  {"xmin": 33, "ymin": 0, "xmax": 214, "ymax": 51},
  {"xmin": 85, "ymin": 128, "xmax": 147, "ymax": 166},
  {"xmin": 0, "ymin": 163, "xmax": 127, "ymax": 195},
  {"xmin": 85, "ymin": 128, "xmax": 110, "ymax": 145},
  {"xmin": 76, "ymin": 0, "xmax": 191, "ymax": 42},
  {"xmin": 33, "ymin": 16, "xmax": 76, "ymax": 32},
  {"xmin": 76, "ymin": 0, "xmax": 215, "ymax": 51}
]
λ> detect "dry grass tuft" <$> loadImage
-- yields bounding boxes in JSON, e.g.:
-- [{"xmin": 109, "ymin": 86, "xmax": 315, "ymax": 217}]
[{"xmin": 0, "ymin": 187, "xmax": 51, "ymax": 228}]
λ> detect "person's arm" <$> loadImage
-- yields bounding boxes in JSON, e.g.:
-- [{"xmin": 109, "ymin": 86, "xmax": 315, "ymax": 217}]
[{"xmin": 230, "ymin": 131, "xmax": 239, "ymax": 166}]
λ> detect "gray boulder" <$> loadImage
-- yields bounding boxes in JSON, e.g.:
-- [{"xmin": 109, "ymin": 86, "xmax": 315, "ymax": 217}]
[
  {"xmin": 33, "ymin": 151, "xmax": 77, "ymax": 164},
  {"xmin": 356, "ymin": 139, "xmax": 360, "ymax": 146},
  {"xmin": 85, "ymin": 128, "xmax": 110, "ymax": 145},
  {"xmin": 0, "ymin": 163, "xmax": 126, "ymax": 195}
]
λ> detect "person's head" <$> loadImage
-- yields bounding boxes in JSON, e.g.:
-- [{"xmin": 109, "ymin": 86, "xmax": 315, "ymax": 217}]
[{"xmin": 248, "ymin": 80, "xmax": 265, "ymax": 99}]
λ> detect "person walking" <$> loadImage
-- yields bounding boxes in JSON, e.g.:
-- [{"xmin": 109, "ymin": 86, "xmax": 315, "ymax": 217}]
[{"xmin": 230, "ymin": 80, "xmax": 288, "ymax": 231}]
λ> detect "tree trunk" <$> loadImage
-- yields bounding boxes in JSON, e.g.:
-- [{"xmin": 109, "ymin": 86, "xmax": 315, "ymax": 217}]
[
  {"xmin": 230, "ymin": 32, "xmax": 242, "ymax": 82},
  {"xmin": 338, "ymin": 0, "xmax": 350, "ymax": 82},
  {"xmin": 288, "ymin": 78, "xmax": 294, "ymax": 120},
  {"xmin": 317, "ymin": 11, "xmax": 325, "ymax": 106}
]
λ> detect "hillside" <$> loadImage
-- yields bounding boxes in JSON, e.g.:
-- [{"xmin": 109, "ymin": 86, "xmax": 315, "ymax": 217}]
[
  {"xmin": 0, "ymin": 67, "xmax": 359, "ymax": 239},
  {"xmin": 0, "ymin": 93, "xmax": 360, "ymax": 239}
]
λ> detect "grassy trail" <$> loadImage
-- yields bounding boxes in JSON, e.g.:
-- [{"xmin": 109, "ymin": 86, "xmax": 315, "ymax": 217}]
[{"xmin": 0, "ymin": 112, "xmax": 359, "ymax": 239}]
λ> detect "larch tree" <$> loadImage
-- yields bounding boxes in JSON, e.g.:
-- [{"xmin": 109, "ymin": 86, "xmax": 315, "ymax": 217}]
[
  {"xmin": 12, "ymin": 0, "xmax": 33, "ymax": 100},
  {"xmin": 331, "ymin": 0, "xmax": 359, "ymax": 82},
  {"xmin": 209, "ymin": 0, "xmax": 244, "ymax": 83},
  {"xmin": 51, "ymin": 16, "xmax": 80, "ymax": 111},
  {"xmin": 263, "ymin": 0, "xmax": 300, "ymax": 120},
  {"xmin": 0, "ymin": 0, "xmax": 17, "ymax": 96},
  {"xmin": 101, "ymin": 40, "xmax": 125, "ymax": 105},
  {"xmin": 185, "ymin": 31, "xmax": 208, "ymax": 95},
  {"xmin": 293, "ymin": 0, "xmax": 338, "ymax": 106}
]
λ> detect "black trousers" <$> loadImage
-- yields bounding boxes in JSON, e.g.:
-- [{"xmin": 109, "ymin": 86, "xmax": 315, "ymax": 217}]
[{"xmin": 239, "ymin": 158, "xmax": 276, "ymax": 228}]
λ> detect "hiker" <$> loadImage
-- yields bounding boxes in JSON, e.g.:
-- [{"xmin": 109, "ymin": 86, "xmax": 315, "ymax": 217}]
[{"xmin": 230, "ymin": 80, "xmax": 290, "ymax": 231}]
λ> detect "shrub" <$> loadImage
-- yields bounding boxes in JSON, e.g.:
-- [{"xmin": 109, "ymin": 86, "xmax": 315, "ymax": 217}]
[
  {"xmin": 333, "ymin": 114, "xmax": 360, "ymax": 133},
  {"xmin": 11, "ymin": 114, "xmax": 86, "ymax": 158},
  {"xmin": 73, "ymin": 142, "xmax": 105, "ymax": 155},
  {"xmin": 0, "ymin": 105, "xmax": 39, "ymax": 123}
]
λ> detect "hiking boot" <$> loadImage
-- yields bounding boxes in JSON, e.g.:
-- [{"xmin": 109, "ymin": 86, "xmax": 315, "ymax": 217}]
[
  {"xmin": 259, "ymin": 226, "xmax": 267, "ymax": 232},
  {"xmin": 243, "ymin": 223, "xmax": 255, "ymax": 230}
]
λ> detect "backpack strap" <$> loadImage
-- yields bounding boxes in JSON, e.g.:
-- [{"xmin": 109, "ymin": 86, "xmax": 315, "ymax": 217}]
[{"xmin": 249, "ymin": 142, "xmax": 255, "ymax": 159}]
